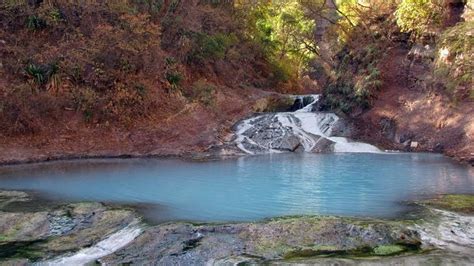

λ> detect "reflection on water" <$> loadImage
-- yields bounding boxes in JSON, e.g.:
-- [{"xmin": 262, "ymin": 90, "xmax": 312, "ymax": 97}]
[{"xmin": 0, "ymin": 153, "xmax": 472, "ymax": 223}]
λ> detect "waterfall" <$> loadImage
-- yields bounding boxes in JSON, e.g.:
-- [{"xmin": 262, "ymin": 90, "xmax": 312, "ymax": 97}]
[{"xmin": 234, "ymin": 95, "xmax": 381, "ymax": 154}]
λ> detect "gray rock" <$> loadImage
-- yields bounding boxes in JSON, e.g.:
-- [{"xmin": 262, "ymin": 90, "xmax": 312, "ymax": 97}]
[
  {"xmin": 101, "ymin": 216, "xmax": 423, "ymax": 265},
  {"xmin": 235, "ymin": 113, "xmax": 342, "ymax": 154},
  {"xmin": 276, "ymin": 134, "xmax": 301, "ymax": 151},
  {"xmin": 212, "ymin": 255, "xmax": 264, "ymax": 265},
  {"xmin": 379, "ymin": 117, "xmax": 397, "ymax": 140},
  {"xmin": 311, "ymin": 137, "xmax": 335, "ymax": 153}
]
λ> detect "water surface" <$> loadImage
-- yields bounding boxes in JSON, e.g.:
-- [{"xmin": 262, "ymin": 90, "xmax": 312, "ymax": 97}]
[{"xmin": 0, "ymin": 153, "xmax": 472, "ymax": 223}]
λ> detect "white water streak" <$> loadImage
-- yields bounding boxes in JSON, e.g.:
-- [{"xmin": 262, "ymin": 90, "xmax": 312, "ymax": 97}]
[
  {"xmin": 235, "ymin": 94, "xmax": 381, "ymax": 154},
  {"xmin": 41, "ymin": 223, "xmax": 142, "ymax": 266}
]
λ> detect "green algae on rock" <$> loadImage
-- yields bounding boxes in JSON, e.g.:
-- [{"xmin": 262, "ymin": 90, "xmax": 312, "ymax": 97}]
[
  {"xmin": 1, "ymin": 190, "xmax": 474, "ymax": 265},
  {"xmin": 100, "ymin": 215, "xmax": 422, "ymax": 264},
  {"xmin": 421, "ymin": 194, "xmax": 474, "ymax": 214},
  {"xmin": 0, "ymin": 190, "xmax": 142, "ymax": 264},
  {"xmin": 372, "ymin": 244, "xmax": 407, "ymax": 256}
]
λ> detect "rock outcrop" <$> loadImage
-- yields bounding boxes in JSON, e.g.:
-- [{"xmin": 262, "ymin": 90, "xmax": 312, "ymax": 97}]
[
  {"xmin": 1, "ymin": 190, "xmax": 473, "ymax": 265},
  {"xmin": 234, "ymin": 95, "xmax": 380, "ymax": 154}
]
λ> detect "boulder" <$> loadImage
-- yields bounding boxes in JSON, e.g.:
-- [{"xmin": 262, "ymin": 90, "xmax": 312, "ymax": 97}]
[
  {"xmin": 275, "ymin": 135, "xmax": 301, "ymax": 151},
  {"xmin": 379, "ymin": 117, "xmax": 397, "ymax": 141},
  {"xmin": 312, "ymin": 137, "xmax": 336, "ymax": 153}
]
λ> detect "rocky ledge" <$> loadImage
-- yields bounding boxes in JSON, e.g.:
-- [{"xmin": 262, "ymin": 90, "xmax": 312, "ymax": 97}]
[
  {"xmin": 0, "ymin": 190, "xmax": 140, "ymax": 264},
  {"xmin": 0, "ymin": 191, "xmax": 473, "ymax": 265}
]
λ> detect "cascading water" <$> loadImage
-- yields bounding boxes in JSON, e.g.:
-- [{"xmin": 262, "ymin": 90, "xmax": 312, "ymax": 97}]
[{"xmin": 234, "ymin": 95, "xmax": 381, "ymax": 155}]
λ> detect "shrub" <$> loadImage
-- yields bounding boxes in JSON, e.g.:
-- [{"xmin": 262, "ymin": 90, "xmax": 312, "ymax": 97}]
[
  {"xmin": 166, "ymin": 71, "xmax": 183, "ymax": 90},
  {"xmin": 25, "ymin": 62, "xmax": 59, "ymax": 87},
  {"xmin": 165, "ymin": 57, "xmax": 177, "ymax": 66},
  {"xmin": 269, "ymin": 60, "xmax": 291, "ymax": 85},
  {"xmin": 168, "ymin": 0, "xmax": 180, "ymax": 13},
  {"xmin": 164, "ymin": 55, "xmax": 183, "ymax": 91},
  {"xmin": 134, "ymin": 83, "xmax": 147, "ymax": 97},
  {"xmin": 321, "ymin": 41, "xmax": 384, "ymax": 114},
  {"xmin": 0, "ymin": 90, "xmax": 63, "ymax": 135},
  {"xmin": 26, "ymin": 15, "xmax": 47, "ymax": 30},
  {"xmin": 187, "ymin": 32, "xmax": 236, "ymax": 63},
  {"xmin": 395, "ymin": 0, "xmax": 444, "ymax": 37},
  {"xmin": 434, "ymin": 21, "xmax": 474, "ymax": 100},
  {"xmin": 48, "ymin": 8, "xmax": 64, "ymax": 23},
  {"xmin": 25, "ymin": 64, "xmax": 48, "ymax": 85}
]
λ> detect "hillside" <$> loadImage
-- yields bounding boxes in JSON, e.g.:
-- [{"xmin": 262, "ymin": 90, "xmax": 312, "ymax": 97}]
[
  {"xmin": 0, "ymin": 0, "xmax": 472, "ymax": 164},
  {"xmin": 315, "ymin": 0, "xmax": 473, "ymax": 164},
  {"xmin": 0, "ymin": 1, "xmax": 309, "ymax": 163}
]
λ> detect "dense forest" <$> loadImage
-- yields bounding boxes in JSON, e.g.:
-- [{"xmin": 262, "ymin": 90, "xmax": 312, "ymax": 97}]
[{"xmin": 0, "ymin": 0, "xmax": 472, "ymax": 162}]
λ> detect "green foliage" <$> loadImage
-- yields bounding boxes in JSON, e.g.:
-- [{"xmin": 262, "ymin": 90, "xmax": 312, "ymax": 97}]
[
  {"xmin": 422, "ymin": 194, "xmax": 474, "ymax": 213},
  {"xmin": 26, "ymin": 15, "xmax": 47, "ymax": 30},
  {"xmin": 434, "ymin": 21, "xmax": 474, "ymax": 100},
  {"xmin": 316, "ymin": 0, "xmax": 399, "ymax": 43},
  {"xmin": 246, "ymin": 1, "xmax": 317, "ymax": 70},
  {"xmin": 25, "ymin": 63, "xmax": 58, "ymax": 86},
  {"xmin": 355, "ymin": 67, "xmax": 382, "ymax": 104},
  {"xmin": 395, "ymin": 0, "xmax": 444, "ymax": 37},
  {"xmin": 372, "ymin": 245, "xmax": 407, "ymax": 256},
  {"xmin": 269, "ymin": 60, "xmax": 291, "ymax": 85},
  {"xmin": 335, "ymin": 0, "xmax": 360, "ymax": 29},
  {"xmin": 48, "ymin": 8, "xmax": 63, "ymax": 23},
  {"xmin": 165, "ymin": 57, "xmax": 177, "ymax": 66},
  {"xmin": 166, "ymin": 71, "xmax": 183, "ymax": 89},
  {"xmin": 169, "ymin": 0, "xmax": 180, "ymax": 13},
  {"xmin": 163, "ymin": 43, "xmax": 184, "ymax": 91},
  {"xmin": 322, "ymin": 44, "xmax": 383, "ymax": 113},
  {"xmin": 25, "ymin": 64, "xmax": 47, "ymax": 84},
  {"xmin": 134, "ymin": 83, "xmax": 147, "ymax": 97},
  {"xmin": 187, "ymin": 33, "xmax": 236, "ymax": 63}
]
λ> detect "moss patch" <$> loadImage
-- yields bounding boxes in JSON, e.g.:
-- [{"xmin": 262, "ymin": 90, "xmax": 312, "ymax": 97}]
[
  {"xmin": 372, "ymin": 244, "xmax": 406, "ymax": 256},
  {"xmin": 0, "ymin": 240, "xmax": 47, "ymax": 262},
  {"xmin": 283, "ymin": 245, "xmax": 346, "ymax": 259},
  {"xmin": 284, "ymin": 244, "xmax": 417, "ymax": 260},
  {"xmin": 423, "ymin": 194, "xmax": 474, "ymax": 214}
]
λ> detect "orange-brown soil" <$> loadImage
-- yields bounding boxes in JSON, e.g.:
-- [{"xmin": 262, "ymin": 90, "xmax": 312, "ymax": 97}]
[
  {"xmin": 351, "ymin": 47, "xmax": 473, "ymax": 164},
  {"xmin": 0, "ymin": 87, "xmax": 272, "ymax": 164}
]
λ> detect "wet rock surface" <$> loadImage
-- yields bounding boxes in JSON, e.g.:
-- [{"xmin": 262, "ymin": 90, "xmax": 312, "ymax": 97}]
[
  {"xmin": 275, "ymin": 250, "xmax": 474, "ymax": 265},
  {"xmin": 235, "ymin": 112, "xmax": 340, "ymax": 154},
  {"xmin": 100, "ymin": 216, "xmax": 421, "ymax": 265},
  {"xmin": 1, "ymin": 190, "xmax": 473, "ymax": 265},
  {"xmin": 0, "ymin": 191, "xmax": 139, "ymax": 263},
  {"xmin": 233, "ymin": 95, "xmax": 381, "ymax": 155}
]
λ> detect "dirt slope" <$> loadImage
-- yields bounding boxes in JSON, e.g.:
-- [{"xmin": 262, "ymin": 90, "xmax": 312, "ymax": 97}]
[{"xmin": 352, "ymin": 47, "xmax": 473, "ymax": 164}]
